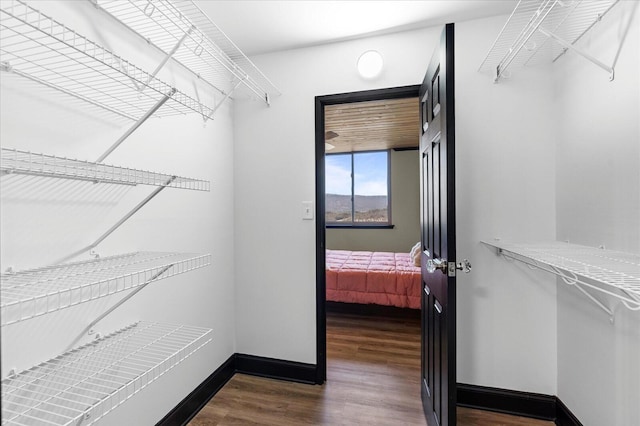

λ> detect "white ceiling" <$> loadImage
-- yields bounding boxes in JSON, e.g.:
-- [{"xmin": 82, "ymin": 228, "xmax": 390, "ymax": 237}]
[{"xmin": 195, "ymin": 1, "xmax": 517, "ymax": 56}]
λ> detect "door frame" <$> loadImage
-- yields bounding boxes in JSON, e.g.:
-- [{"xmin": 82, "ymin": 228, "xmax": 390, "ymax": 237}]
[{"xmin": 314, "ymin": 85, "xmax": 420, "ymax": 384}]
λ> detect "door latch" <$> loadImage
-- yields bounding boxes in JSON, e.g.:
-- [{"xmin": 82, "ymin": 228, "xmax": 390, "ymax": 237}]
[{"xmin": 456, "ymin": 259, "xmax": 472, "ymax": 273}]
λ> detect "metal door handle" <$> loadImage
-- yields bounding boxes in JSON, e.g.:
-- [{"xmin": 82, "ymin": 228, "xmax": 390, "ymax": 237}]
[{"xmin": 426, "ymin": 258, "xmax": 447, "ymax": 274}]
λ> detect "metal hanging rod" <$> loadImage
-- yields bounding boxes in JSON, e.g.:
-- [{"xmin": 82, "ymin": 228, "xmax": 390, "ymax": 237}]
[
  {"xmin": 93, "ymin": 0, "xmax": 280, "ymax": 105},
  {"xmin": 0, "ymin": 0, "xmax": 216, "ymax": 120},
  {"xmin": 0, "ymin": 251, "xmax": 211, "ymax": 326},
  {"xmin": 1, "ymin": 147, "xmax": 210, "ymax": 191},
  {"xmin": 478, "ymin": 0, "xmax": 620, "ymax": 82},
  {"xmin": 483, "ymin": 240, "xmax": 640, "ymax": 316},
  {"xmin": 2, "ymin": 321, "xmax": 212, "ymax": 425}
]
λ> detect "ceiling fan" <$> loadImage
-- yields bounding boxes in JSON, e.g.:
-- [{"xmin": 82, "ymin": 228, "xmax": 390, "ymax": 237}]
[{"xmin": 325, "ymin": 130, "xmax": 339, "ymax": 151}]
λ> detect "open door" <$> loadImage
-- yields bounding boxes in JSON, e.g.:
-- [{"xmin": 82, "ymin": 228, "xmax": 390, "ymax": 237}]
[{"xmin": 420, "ymin": 24, "xmax": 457, "ymax": 426}]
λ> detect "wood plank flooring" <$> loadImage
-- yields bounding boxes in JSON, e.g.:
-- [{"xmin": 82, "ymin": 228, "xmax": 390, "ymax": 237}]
[{"xmin": 189, "ymin": 311, "xmax": 554, "ymax": 425}]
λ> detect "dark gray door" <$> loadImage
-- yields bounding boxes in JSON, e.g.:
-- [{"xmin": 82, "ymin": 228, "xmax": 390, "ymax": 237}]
[{"xmin": 420, "ymin": 23, "xmax": 457, "ymax": 426}]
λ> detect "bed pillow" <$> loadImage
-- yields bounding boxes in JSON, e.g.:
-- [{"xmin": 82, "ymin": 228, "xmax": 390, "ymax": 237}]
[{"xmin": 410, "ymin": 242, "xmax": 421, "ymax": 266}]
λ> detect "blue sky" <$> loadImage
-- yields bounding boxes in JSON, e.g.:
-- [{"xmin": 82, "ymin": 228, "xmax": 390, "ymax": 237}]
[{"xmin": 325, "ymin": 152, "xmax": 388, "ymax": 196}]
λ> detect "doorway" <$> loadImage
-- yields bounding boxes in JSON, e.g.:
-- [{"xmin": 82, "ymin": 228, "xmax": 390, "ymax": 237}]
[{"xmin": 314, "ymin": 85, "xmax": 421, "ymax": 384}]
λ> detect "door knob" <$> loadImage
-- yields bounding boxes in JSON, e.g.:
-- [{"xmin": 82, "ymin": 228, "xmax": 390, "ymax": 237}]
[{"xmin": 426, "ymin": 258, "xmax": 447, "ymax": 274}]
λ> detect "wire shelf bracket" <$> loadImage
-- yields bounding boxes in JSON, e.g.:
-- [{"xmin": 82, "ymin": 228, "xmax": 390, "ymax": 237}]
[
  {"xmin": 538, "ymin": 25, "xmax": 614, "ymax": 80},
  {"xmin": 1, "ymin": 321, "xmax": 212, "ymax": 425},
  {"xmin": 0, "ymin": 252, "xmax": 211, "ymax": 326},
  {"xmin": 96, "ymin": 89, "xmax": 176, "ymax": 163},
  {"xmin": 65, "ymin": 264, "xmax": 173, "ymax": 351},
  {"xmin": 54, "ymin": 176, "xmax": 176, "ymax": 265},
  {"xmin": 483, "ymin": 240, "xmax": 640, "ymax": 320},
  {"xmin": 478, "ymin": 0, "xmax": 620, "ymax": 83},
  {"xmin": 0, "ymin": 1, "xmax": 216, "ymax": 121},
  {"xmin": 92, "ymin": 0, "xmax": 280, "ymax": 109}
]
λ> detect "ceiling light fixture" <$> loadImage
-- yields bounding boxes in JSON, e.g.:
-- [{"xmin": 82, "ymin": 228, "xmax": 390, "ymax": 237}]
[{"xmin": 357, "ymin": 50, "xmax": 384, "ymax": 79}]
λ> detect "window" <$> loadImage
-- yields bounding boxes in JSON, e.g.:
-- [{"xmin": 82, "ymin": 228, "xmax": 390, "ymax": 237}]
[{"xmin": 325, "ymin": 150, "xmax": 391, "ymax": 226}]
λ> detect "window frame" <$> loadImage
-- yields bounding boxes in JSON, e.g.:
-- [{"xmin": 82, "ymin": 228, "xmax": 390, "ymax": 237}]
[{"xmin": 325, "ymin": 149, "xmax": 393, "ymax": 228}]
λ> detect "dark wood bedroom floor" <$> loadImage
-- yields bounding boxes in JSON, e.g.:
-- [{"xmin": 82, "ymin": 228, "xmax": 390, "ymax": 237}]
[{"xmin": 188, "ymin": 312, "xmax": 554, "ymax": 426}]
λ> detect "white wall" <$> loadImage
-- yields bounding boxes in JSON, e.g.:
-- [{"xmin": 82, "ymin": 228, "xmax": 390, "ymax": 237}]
[
  {"xmin": 554, "ymin": 3, "xmax": 640, "ymax": 425},
  {"xmin": 233, "ymin": 27, "xmax": 441, "ymax": 363},
  {"xmin": 0, "ymin": 1, "xmax": 235, "ymax": 424},
  {"xmin": 326, "ymin": 149, "xmax": 420, "ymax": 253},
  {"xmin": 234, "ymin": 14, "xmax": 560, "ymax": 398},
  {"xmin": 455, "ymin": 16, "xmax": 558, "ymax": 394}
]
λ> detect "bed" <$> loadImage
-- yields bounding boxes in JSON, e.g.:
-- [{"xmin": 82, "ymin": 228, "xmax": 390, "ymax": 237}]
[{"xmin": 326, "ymin": 249, "xmax": 421, "ymax": 309}]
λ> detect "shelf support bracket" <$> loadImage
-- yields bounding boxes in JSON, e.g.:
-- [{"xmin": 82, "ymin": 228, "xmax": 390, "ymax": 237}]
[
  {"xmin": 538, "ymin": 26, "xmax": 615, "ymax": 80},
  {"xmin": 64, "ymin": 264, "xmax": 173, "ymax": 352},
  {"xmin": 96, "ymin": 88, "xmax": 176, "ymax": 163},
  {"xmin": 54, "ymin": 176, "xmax": 177, "ymax": 265},
  {"xmin": 139, "ymin": 26, "xmax": 194, "ymax": 93},
  {"xmin": 495, "ymin": 248, "xmax": 633, "ymax": 319},
  {"xmin": 204, "ymin": 77, "xmax": 245, "ymax": 122},
  {"xmin": 549, "ymin": 265, "xmax": 615, "ymax": 320}
]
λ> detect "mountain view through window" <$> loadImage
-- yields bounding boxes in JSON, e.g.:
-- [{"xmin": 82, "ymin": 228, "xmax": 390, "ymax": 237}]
[{"xmin": 325, "ymin": 151, "xmax": 389, "ymax": 224}]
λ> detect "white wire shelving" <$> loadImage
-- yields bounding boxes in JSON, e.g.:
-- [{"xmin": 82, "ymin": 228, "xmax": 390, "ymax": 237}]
[
  {"xmin": 483, "ymin": 240, "xmax": 640, "ymax": 314},
  {"xmin": 0, "ymin": 252, "xmax": 211, "ymax": 326},
  {"xmin": 479, "ymin": 0, "xmax": 620, "ymax": 82},
  {"xmin": 1, "ymin": 147, "xmax": 210, "ymax": 191},
  {"xmin": 93, "ymin": 0, "xmax": 280, "ymax": 106},
  {"xmin": 1, "ymin": 321, "xmax": 212, "ymax": 425},
  {"xmin": 0, "ymin": 0, "xmax": 216, "ymax": 121}
]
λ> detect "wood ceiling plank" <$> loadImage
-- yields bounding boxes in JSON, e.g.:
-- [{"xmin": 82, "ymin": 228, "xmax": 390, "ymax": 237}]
[{"xmin": 325, "ymin": 97, "xmax": 419, "ymax": 153}]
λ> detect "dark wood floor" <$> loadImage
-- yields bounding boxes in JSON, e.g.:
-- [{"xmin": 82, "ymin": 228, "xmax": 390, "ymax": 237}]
[{"xmin": 189, "ymin": 311, "xmax": 554, "ymax": 425}]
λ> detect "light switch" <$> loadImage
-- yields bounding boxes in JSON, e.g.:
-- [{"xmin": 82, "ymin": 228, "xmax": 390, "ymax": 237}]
[{"xmin": 302, "ymin": 201, "xmax": 314, "ymax": 220}]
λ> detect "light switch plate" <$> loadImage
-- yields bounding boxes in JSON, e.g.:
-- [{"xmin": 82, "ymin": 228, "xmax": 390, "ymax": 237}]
[{"xmin": 302, "ymin": 201, "xmax": 314, "ymax": 220}]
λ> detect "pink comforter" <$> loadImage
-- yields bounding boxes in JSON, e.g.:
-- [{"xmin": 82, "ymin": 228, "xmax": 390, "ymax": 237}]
[{"xmin": 326, "ymin": 249, "xmax": 421, "ymax": 309}]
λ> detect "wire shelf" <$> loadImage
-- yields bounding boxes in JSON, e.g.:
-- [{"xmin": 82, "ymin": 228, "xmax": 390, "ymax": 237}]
[
  {"xmin": 1, "ymin": 147, "xmax": 210, "ymax": 191},
  {"xmin": 483, "ymin": 240, "xmax": 640, "ymax": 310},
  {"xmin": 0, "ymin": 0, "xmax": 216, "ymax": 121},
  {"xmin": 1, "ymin": 321, "xmax": 212, "ymax": 425},
  {"xmin": 0, "ymin": 252, "xmax": 211, "ymax": 326},
  {"xmin": 479, "ymin": 0, "xmax": 619, "ymax": 82},
  {"xmin": 94, "ymin": 0, "xmax": 280, "ymax": 104}
]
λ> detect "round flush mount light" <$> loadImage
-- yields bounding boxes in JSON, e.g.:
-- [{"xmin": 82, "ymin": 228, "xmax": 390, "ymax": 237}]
[{"xmin": 357, "ymin": 50, "xmax": 384, "ymax": 79}]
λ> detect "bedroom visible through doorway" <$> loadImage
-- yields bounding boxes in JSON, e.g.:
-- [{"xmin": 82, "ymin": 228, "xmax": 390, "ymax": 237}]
[{"xmin": 314, "ymin": 85, "xmax": 421, "ymax": 384}]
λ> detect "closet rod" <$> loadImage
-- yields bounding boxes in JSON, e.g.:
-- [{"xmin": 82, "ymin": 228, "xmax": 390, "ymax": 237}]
[{"xmin": 54, "ymin": 176, "xmax": 177, "ymax": 265}]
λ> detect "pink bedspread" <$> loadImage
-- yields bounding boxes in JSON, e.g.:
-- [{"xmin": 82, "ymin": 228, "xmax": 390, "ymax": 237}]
[{"xmin": 326, "ymin": 249, "xmax": 421, "ymax": 309}]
